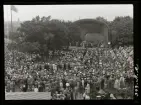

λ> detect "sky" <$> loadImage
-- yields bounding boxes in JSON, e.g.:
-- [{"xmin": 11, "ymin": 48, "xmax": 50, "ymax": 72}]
[{"xmin": 4, "ymin": 4, "xmax": 133, "ymax": 22}]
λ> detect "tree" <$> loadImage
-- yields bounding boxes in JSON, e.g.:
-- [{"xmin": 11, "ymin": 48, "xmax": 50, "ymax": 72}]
[
  {"xmin": 66, "ymin": 22, "xmax": 82, "ymax": 46},
  {"xmin": 17, "ymin": 16, "xmax": 70, "ymax": 59},
  {"xmin": 95, "ymin": 16, "xmax": 110, "ymax": 26},
  {"xmin": 7, "ymin": 41, "xmax": 17, "ymax": 51},
  {"xmin": 7, "ymin": 31, "xmax": 24, "ymax": 52},
  {"xmin": 110, "ymin": 16, "xmax": 133, "ymax": 47},
  {"xmin": 18, "ymin": 42, "xmax": 40, "ymax": 54}
]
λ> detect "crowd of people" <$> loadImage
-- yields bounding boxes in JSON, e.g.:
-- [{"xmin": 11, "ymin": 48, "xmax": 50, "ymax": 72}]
[{"xmin": 5, "ymin": 45, "xmax": 134, "ymax": 100}]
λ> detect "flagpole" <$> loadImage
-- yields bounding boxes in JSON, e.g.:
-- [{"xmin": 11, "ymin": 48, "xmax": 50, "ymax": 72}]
[
  {"xmin": 11, "ymin": 5, "xmax": 14, "ymax": 68},
  {"xmin": 11, "ymin": 6, "xmax": 13, "ymax": 33},
  {"xmin": 6, "ymin": 6, "xmax": 9, "ymax": 40}
]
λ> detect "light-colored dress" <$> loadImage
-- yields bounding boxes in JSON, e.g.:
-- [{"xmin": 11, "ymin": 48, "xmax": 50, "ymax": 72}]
[
  {"xmin": 114, "ymin": 79, "xmax": 120, "ymax": 89},
  {"xmin": 34, "ymin": 88, "xmax": 38, "ymax": 92},
  {"xmin": 120, "ymin": 77, "xmax": 125, "ymax": 88},
  {"xmin": 85, "ymin": 86, "xmax": 90, "ymax": 94}
]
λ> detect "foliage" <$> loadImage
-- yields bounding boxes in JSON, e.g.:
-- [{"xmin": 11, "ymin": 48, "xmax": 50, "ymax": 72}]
[
  {"xmin": 66, "ymin": 22, "xmax": 82, "ymax": 44},
  {"xmin": 110, "ymin": 16, "xmax": 133, "ymax": 47},
  {"xmin": 95, "ymin": 16, "xmax": 110, "ymax": 26},
  {"xmin": 18, "ymin": 42, "xmax": 40, "ymax": 53},
  {"xmin": 7, "ymin": 15, "xmax": 133, "ymax": 56},
  {"xmin": 11, "ymin": 16, "xmax": 71, "ymax": 57},
  {"xmin": 95, "ymin": 16, "xmax": 133, "ymax": 47}
]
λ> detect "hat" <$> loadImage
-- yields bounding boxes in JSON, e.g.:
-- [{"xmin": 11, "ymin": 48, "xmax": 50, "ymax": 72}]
[{"xmin": 66, "ymin": 83, "xmax": 70, "ymax": 87}]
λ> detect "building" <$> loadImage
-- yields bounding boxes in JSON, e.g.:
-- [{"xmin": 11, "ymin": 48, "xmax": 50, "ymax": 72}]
[{"xmin": 73, "ymin": 19, "xmax": 110, "ymax": 47}]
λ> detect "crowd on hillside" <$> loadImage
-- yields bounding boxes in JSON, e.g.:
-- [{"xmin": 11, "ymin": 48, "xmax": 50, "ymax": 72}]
[{"xmin": 5, "ymin": 45, "xmax": 134, "ymax": 99}]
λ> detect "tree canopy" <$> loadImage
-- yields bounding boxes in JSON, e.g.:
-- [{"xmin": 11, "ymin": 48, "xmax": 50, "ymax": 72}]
[{"xmin": 7, "ymin": 15, "xmax": 133, "ymax": 57}]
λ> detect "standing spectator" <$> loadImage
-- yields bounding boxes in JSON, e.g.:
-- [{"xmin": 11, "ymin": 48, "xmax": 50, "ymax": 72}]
[
  {"xmin": 38, "ymin": 81, "xmax": 44, "ymax": 92},
  {"xmin": 85, "ymin": 83, "xmax": 90, "ymax": 95},
  {"xmin": 119, "ymin": 74, "xmax": 125, "ymax": 89},
  {"xmin": 101, "ymin": 76, "xmax": 105, "ymax": 90},
  {"xmin": 62, "ymin": 78, "xmax": 67, "ymax": 89},
  {"xmin": 10, "ymin": 81, "xmax": 15, "ymax": 92},
  {"xmin": 22, "ymin": 84, "xmax": 27, "ymax": 92},
  {"xmin": 27, "ymin": 76, "xmax": 34, "ymax": 91},
  {"xmin": 34, "ymin": 85, "xmax": 38, "ymax": 92},
  {"xmin": 60, "ymin": 91, "xmax": 66, "ymax": 100},
  {"xmin": 6, "ymin": 80, "xmax": 11, "ymax": 92},
  {"xmin": 64, "ymin": 83, "xmax": 71, "ymax": 100},
  {"xmin": 114, "ymin": 76, "xmax": 120, "ymax": 90},
  {"xmin": 83, "ymin": 91, "xmax": 90, "ymax": 100}
]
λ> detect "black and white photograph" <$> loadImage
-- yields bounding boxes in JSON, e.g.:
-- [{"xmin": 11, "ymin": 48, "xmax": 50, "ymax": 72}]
[{"xmin": 4, "ymin": 4, "xmax": 134, "ymax": 100}]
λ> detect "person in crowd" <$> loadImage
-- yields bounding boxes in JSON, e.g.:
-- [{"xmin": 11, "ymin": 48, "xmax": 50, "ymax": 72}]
[
  {"xmin": 60, "ymin": 91, "xmax": 66, "ymax": 100},
  {"xmin": 110, "ymin": 93, "xmax": 116, "ymax": 99},
  {"xmin": 83, "ymin": 90, "xmax": 90, "ymax": 100},
  {"xmin": 100, "ymin": 75, "xmax": 105, "ymax": 90},
  {"xmin": 27, "ymin": 75, "xmax": 34, "ymax": 91},
  {"xmin": 21, "ymin": 83, "xmax": 27, "ymax": 92},
  {"xmin": 59, "ymin": 80, "xmax": 64, "ymax": 92},
  {"xmin": 114, "ymin": 76, "xmax": 120, "ymax": 90},
  {"xmin": 64, "ymin": 83, "xmax": 71, "ymax": 100},
  {"xmin": 38, "ymin": 82, "xmax": 44, "ymax": 92},
  {"xmin": 85, "ymin": 83, "xmax": 90, "ymax": 96},
  {"xmin": 119, "ymin": 74, "xmax": 125, "ymax": 89},
  {"xmin": 6, "ymin": 80, "xmax": 11, "ymax": 92}
]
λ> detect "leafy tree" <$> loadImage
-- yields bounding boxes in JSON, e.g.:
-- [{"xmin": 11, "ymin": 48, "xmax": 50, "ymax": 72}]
[
  {"xmin": 16, "ymin": 16, "xmax": 70, "ymax": 59},
  {"xmin": 7, "ymin": 15, "xmax": 133, "ymax": 58},
  {"xmin": 95, "ymin": 16, "xmax": 133, "ymax": 47},
  {"xmin": 7, "ymin": 41, "xmax": 17, "ymax": 51},
  {"xmin": 18, "ymin": 42, "xmax": 40, "ymax": 54},
  {"xmin": 110, "ymin": 16, "xmax": 133, "ymax": 47},
  {"xmin": 95, "ymin": 16, "xmax": 110, "ymax": 26},
  {"xmin": 65, "ymin": 22, "xmax": 82, "ymax": 46}
]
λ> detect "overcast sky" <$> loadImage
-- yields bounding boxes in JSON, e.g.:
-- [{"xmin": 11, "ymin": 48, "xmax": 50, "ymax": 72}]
[{"xmin": 4, "ymin": 4, "xmax": 133, "ymax": 22}]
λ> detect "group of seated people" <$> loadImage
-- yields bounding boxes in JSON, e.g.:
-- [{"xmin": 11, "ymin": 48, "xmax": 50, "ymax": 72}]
[{"xmin": 5, "ymin": 46, "xmax": 134, "ymax": 99}]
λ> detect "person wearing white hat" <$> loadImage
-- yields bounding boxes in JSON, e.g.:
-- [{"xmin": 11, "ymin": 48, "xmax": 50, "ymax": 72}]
[
  {"xmin": 64, "ymin": 83, "xmax": 71, "ymax": 100},
  {"xmin": 66, "ymin": 83, "xmax": 70, "ymax": 87},
  {"xmin": 64, "ymin": 71, "xmax": 67, "ymax": 76}
]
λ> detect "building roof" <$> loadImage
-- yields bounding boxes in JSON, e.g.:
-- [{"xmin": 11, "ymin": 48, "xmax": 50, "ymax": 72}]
[
  {"xmin": 73, "ymin": 19, "xmax": 110, "ymax": 42},
  {"xmin": 73, "ymin": 19, "xmax": 109, "ymax": 29}
]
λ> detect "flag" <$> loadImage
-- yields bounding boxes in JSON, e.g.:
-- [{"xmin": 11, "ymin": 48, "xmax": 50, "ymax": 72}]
[{"xmin": 11, "ymin": 5, "xmax": 18, "ymax": 13}]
